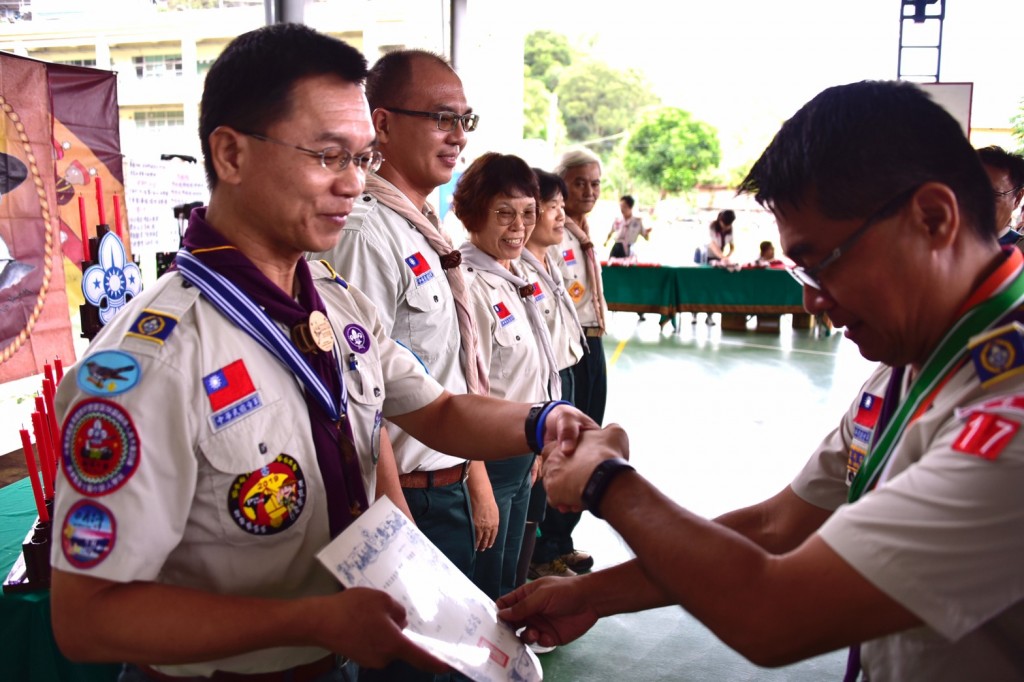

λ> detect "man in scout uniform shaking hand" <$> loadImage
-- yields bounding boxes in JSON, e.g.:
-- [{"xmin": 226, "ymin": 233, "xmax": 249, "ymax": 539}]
[{"xmin": 500, "ymin": 80, "xmax": 1024, "ymax": 680}]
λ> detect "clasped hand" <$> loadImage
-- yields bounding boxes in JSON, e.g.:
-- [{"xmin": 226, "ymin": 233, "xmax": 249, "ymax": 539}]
[{"xmin": 540, "ymin": 424, "xmax": 630, "ymax": 511}]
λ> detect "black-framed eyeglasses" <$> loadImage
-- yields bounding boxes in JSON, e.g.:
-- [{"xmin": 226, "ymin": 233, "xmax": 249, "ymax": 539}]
[
  {"xmin": 382, "ymin": 108, "xmax": 480, "ymax": 133},
  {"xmin": 239, "ymin": 131, "xmax": 383, "ymax": 173},
  {"xmin": 493, "ymin": 208, "xmax": 537, "ymax": 226},
  {"xmin": 994, "ymin": 185, "xmax": 1024, "ymax": 198},
  {"xmin": 788, "ymin": 185, "xmax": 921, "ymax": 290}
]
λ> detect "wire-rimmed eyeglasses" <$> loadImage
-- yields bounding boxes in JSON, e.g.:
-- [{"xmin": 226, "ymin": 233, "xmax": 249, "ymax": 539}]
[
  {"xmin": 493, "ymin": 208, "xmax": 537, "ymax": 227},
  {"xmin": 788, "ymin": 185, "xmax": 921, "ymax": 290},
  {"xmin": 382, "ymin": 108, "xmax": 480, "ymax": 133},
  {"xmin": 994, "ymin": 185, "xmax": 1024, "ymax": 198},
  {"xmin": 239, "ymin": 131, "xmax": 383, "ymax": 173}
]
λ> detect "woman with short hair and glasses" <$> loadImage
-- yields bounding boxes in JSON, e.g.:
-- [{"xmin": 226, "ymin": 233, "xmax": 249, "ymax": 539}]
[{"xmin": 455, "ymin": 153, "xmax": 562, "ymax": 600}]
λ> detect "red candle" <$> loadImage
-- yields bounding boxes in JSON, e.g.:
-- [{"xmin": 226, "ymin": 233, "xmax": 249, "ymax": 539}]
[
  {"xmin": 78, "ymin": 194, "xmax": 90, "ymax": 261},
  {"xmin": 42, "ymin": 378, "xmax": 60, "ymax": 470},
  {"xmin": 44, "ymin": 363, "xmax": 54, "ymax": 387},
  {"xmin": 19, "ymin": 428, "xmax": 49, "ymax": 523},
  {"xmin": 112, "ymin": 193, "xmax": 122, "ymax": 238},
  {"xmin": 33, "ymin": 396, "xmax": 55, "ymax": 495},
  {"xmin": 96, "ymin": 174, "xmax": 106, "ymax": 225},
  {"xmin": 54, "ymin": 357, "xmax": 64, "ymax": 384},
  {"xmin": 31, "ymin": 411, "xmax": 55, "ymax": 502}
]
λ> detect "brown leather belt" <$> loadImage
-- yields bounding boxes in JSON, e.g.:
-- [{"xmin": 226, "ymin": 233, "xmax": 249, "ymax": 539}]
[
  {"xmin": 136, "ymin": 655, "xmax": 335, "ymax": 681},
  {"xmin": 584, "ymin": 327, "xmax": 604, "ymax": 338},
  {"xmin": 399, "ymin": 461, "xmax": 469, "ymax": 489}
]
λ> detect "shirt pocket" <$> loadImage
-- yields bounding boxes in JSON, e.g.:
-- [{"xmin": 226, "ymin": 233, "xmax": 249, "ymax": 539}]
[
  {"xmin": 342, "ymin": 349, "xmax": 386, "ymax": 470},
  {"xmin": 197, "ymin": 398, "xmax": 313, "ymax": 543},
  {"xmin": 405, "ymin": 279, "xmax": 445, "ymax": 313}
]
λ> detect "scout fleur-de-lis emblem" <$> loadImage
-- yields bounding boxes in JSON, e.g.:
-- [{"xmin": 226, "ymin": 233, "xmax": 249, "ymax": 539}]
[{"xmin": 82, "ymin": 232, "xmax": 142, "ymax": 325}]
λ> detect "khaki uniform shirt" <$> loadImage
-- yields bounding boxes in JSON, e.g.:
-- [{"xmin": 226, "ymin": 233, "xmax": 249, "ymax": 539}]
[
  {"xmin": 51, "ymin": 264, "xmax": 442, "ymax": 676},
  {"xmin": 556, "ymin": 230, "xmax": 607, "ymax": 329},
  {"xmin": 792, "ymin": 360, "xmax": 1024, "ymax": 680},
  {"xmin": 462, "ymin": 262, "xmax": 547, "ymax": 404},
  {"xmin": 519, "ymin": 253, "xmax": 584, "ymax": 371},
  {"xmin": 310, "ymin": 191, "xmax": 466, "ymax": 474}
]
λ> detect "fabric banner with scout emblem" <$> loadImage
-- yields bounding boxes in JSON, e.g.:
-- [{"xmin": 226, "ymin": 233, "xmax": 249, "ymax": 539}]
[{"xmin": 0, "ymin": 53, "xmax": 75, "ymax": 381}]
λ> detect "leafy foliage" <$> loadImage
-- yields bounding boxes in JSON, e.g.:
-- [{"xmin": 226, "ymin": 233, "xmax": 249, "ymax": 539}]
[
  {"xmin": 1012, "ymin": 96, "xmax": 1024, "ymax": 155},
  {"xmin": 555, "ymin": 60, "xmax": 657, "ymax": 153},
  {"xmin": 524, "ymin": 30, "xmax": 575, "ymax": 91},
  {"xmin": 623, "ymin": 107, "xmax": 721, "ymax": 194}
]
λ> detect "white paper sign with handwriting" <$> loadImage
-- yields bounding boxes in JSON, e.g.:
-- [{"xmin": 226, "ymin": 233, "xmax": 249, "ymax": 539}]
[{"xmin": 316, "ymin": 497, "xmax": 542, "ymax": 682}]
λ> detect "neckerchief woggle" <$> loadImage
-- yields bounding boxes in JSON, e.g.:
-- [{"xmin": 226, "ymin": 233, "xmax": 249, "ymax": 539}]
[
  {"xmin": 174, "ymin": 250, "xmax": 348, "ymax": 423},
  {"xmin": 848, "ymin": 253, "xmax": 1024, "ymax": 502}
]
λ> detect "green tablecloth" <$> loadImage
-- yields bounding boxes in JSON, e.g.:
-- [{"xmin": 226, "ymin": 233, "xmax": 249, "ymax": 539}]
[
  {"xmin": 1, "ymin": 478, "xmax": 120, "ymax": 682},
  {"xmin": 602, "ymin": 265, "xmax": 805, "ymax": 314}
]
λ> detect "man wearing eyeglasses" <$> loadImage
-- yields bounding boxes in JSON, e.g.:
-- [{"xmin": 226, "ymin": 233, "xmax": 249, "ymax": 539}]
[
  {"xmin": 500, "ymin": 80, "xmax": 1024, "ymax": 680},
  {"xmin": 48, "ymin": 26, "xmax": 594, "ymax": 681},
  {"xmin": 977, "ymin": 145, "xmax": 1024, "ymax": 249},
  {"xmin": 308, "ymin": 49, "xmax": 495, "ymax": 682}
]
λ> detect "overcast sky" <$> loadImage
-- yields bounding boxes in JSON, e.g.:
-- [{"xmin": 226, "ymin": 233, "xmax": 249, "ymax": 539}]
[{"xmin": 522, "ymin": 0, "xmax": 1023, "ymax": 167}]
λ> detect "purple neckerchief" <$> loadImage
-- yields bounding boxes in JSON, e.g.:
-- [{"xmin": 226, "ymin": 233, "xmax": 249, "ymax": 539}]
[{"xmin": 182, "ymin": 208, "xmax": 368, "ymax": 536}]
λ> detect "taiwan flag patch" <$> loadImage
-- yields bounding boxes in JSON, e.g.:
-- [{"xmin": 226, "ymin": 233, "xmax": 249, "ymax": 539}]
[
  {"xmin": 562, "ymin": 248, "xmax": 577, "ymax": 266},
  {"xmin": 532, "ymin": 281, "xmax": 546, "ymax": 302},
  {"xmin": 493, "ymin": 301, "xmax": 516, "ymax": 327},
  {"xmin": 204, "ymin": 360, "xmax": 257, "ymax": 412},
  {"xmin": 405, "ymin": 252, "xmax": 435, "ymax": 285}
]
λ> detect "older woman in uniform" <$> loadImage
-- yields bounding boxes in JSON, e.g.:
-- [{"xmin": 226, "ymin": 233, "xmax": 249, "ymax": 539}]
[
  {"xmin": 456, "ymin": 153, "xmax": 561, "ymax": 600},
  {"xmin": 518, "ymin": 169, "xmax": 586, "ymax": 585}
]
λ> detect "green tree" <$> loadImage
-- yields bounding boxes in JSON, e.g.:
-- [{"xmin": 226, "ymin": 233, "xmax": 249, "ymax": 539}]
[
  {"xmin": 524, "ymin": 30, "xmax": 575, "ymax": 91},
  {"xmin": 556, "ymin": 60, "xmax": 658, "ymax": 154},
  {"xmin": 523, "ymin": 77, "xmax": 566, "ymax": 143},
  {"xmin": 1012, "ymin": 95, "xmax": 1024, "ymax": 155},
  {"xmin": 623, "ymin": 107, "xmax": 721, "ymax": 195}
]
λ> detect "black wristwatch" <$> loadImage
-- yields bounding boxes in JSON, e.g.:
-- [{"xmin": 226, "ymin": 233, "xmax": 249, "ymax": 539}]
[{"xmin": 581, "ymin": 457, "xmax": 635, "ymax": 519}]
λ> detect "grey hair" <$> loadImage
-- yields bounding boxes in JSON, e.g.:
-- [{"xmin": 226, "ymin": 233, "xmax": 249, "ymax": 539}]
[{"xmin": 554, "ymin": 146, "xmax": 602, "ymax": 178}]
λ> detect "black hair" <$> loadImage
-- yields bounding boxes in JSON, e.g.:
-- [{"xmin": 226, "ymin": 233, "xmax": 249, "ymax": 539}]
[
  {"xmin": 365, "ymin": 49, "xmax": 452, "ymax": 111},
  {"xmin": 533, "ymin": 168, "xmax": 568, "ymax": 203},
  {"xmin": 738, "ymin": 80, "xmax": 995, "ymax": 240},
  {"xmin": 620, "ymin": 195, "xmax": 635, "ymax": 209},
  {"xmin": 199, "ymin": 23, "xmax": 368, "ymax": 188},
  {"xmin": 977, "ymin": 145, "xmax": 1024, "ymax": 190}
]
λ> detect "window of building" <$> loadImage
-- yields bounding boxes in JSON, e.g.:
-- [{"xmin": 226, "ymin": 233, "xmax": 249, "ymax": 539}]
[
  {"xmin": 132, "ymin": 54, "xmax": 183, "ymax": 79},
  {"xmin": 133, "ymin": 110, "xmax": 185, "ymax": 129},
  {"xmin": 56, "ymin": 59, "xmax": 98, "ymax": 67}
]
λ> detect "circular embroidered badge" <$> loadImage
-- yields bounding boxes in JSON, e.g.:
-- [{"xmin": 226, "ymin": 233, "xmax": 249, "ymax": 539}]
[
  {"xmin": 62, "ymin": 399, "xmax": 140, "ymax": 496},
  {"xmin": 228, "ymin": 454, "xmax": 307, "ymax": 535},
  {"xmin": 61, "ymin": 499, "xmax": 117, "ymax": 569},
  {"xmin": 343, "ymin": 324, "xmax": 371, "ymax": 354},
  {"xmin": 980, "ymin": 338, "xmax": 1015, "ymax": 375}
]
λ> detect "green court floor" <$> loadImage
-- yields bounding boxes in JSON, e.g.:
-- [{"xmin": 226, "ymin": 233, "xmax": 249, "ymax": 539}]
[{"xmin": 536, "ymin": 310, "xmax": 876, "ymax": 681}]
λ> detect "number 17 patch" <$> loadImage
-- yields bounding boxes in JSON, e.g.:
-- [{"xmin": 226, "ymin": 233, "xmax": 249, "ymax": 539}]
[{"xmin": 952, "ymin": 412, "xmax": 1019, "ymax": 461}]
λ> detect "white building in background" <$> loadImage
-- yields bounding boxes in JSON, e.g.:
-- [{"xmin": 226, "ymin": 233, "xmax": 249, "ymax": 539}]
[{"xmin": 0, "ymin": 1, "xmax": 527, "ymax": 166}]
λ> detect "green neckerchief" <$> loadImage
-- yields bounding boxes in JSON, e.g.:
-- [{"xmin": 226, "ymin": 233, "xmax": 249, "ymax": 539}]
[{"xmin": 848, "ymin": 270, "xmax": 1024, "ymax": 502}]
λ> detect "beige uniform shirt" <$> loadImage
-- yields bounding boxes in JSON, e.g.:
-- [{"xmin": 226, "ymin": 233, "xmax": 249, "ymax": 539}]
[
  {"xmin": 519, "ymin": 253, "xmax": 584, "ymax": 371},
  {"xmin": 792, "ymin": 361, "xmax": 1024, "ymax": 680},
  {"xmin": 556, "ymin": 229, "xmax": 607, "ymax": 329},
  {"xmin": 310, "ymin": 190, "xmax": 467, "ymax": 474},
  {"xmin": 462, "ymin": 262, "xmax": 547, "ymax": 404},
  {"xmin": 51, "ymin": 264, "xmax": 442, "ymax": 676}
]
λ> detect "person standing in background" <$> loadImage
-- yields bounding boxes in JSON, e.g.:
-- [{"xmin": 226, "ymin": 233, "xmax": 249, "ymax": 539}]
[
  {"xmin": 307, "ymin": 49, "xmax": 496, "ymax": 682},
  {"xmin": 455, "ymin": 153, "xmax": 561, "ymax": 600},
  {"xmin": 605, "ymin": 194, "xmax": 651, "ymax": 260},
  {"xmin": 520, "ymin": 169, "xmax": 586, "ymax": 585},
  {"xmin": 977, "ymin": 145, "xmax": 1024, "ymax": 248},
  {"xmin": 531, "ymin": 147, "xmax": 607, "ymax": 579}
]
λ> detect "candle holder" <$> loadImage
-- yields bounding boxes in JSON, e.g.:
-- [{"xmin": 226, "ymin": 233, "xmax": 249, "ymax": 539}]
[{"xmin": 3, "ymin": 504, "xmax": 53, "ymax": 594}]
